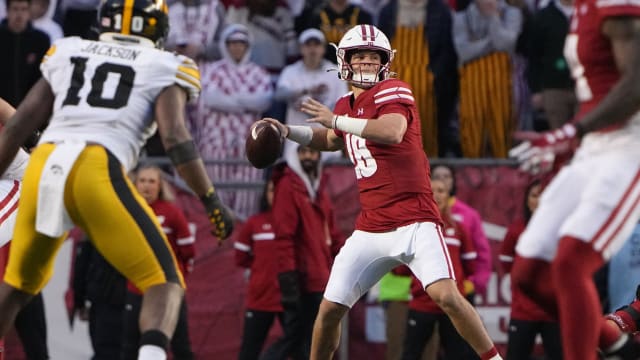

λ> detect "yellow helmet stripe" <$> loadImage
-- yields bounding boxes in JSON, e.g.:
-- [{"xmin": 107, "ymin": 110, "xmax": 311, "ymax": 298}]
[{"xmin": 121, "ymin": 0, "xmax": 134, "ymax": 34}]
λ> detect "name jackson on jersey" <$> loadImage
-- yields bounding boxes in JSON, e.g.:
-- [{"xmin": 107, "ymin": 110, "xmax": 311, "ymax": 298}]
[{"xmin": 80, "ymin": 42, "xmax": 141, "ymax": 61}]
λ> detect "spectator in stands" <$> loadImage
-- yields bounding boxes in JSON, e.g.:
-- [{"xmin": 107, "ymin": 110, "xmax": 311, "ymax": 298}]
[
  {"xmin": 298, "ymin": 0, "xmax": 373, "ymax": 63},
  {"xmin": 121, "ymin": 165, "xmax": 195, "ymax": 360},
  {"xmin": 225, "ymin": 0, "xmax": 297, "ymax": 122},
  {"xmin": 235, "ymin": 180, "xmax": 284, "ymax": 360},
  {"xmin": 286, "ymin": 0, "xmax": 305, "ymax": 17},
  {"xmin": 400, "ymin": 178, "xmax": 478, "ymax": 360},
  {"xmin": 226, "ymin": 0, "xmax": 297, "ymax": 79},
  {"xmin": 0, "ymin": 0, "xmax": 50, "ymax": 107},
  {"xmin": 72, "ymin": 236, "xmax": 127, "ymax": 360},
  {"xmin": 507, "ymin": 0, "xmax": 535, "ymax": 133},
  {"xmin": 190, "ymin": 24, "xmax": 272, "ymax": 219},
  {"xmin": 528, "ymin": 0, "xmax": 575, "ymax": 129},
  {"xmin": 165, "ymin": 0, "xmax": 226, "ymax": 62},
  {"xmin": 351, "ymin": 0, "xmax": 390, "ymax": 23},
  {"xmin": 30, "ymin": 0, "xmax": 62, "ymax": 42},
  {"xmin": 378, "ymin": 0, "xmax": 459, "ymax": 157},
  {"xmin": 453, "ymin": 0, "xmax": 522, "ymax": 158},
  {"xmin": 275, "ymin": 28, "xmax": 347, "ymax": 161},
  {"xmin": 431, "ymin": 164, "xmax": 492, "ymax": 298},
  {"xmin": 267, "ymin": 145, "xmax": 345, "ymax": 359},
  {"xmin": 499, "ymin": 179, "xmax": 563, "ymax": 360},
  {"xmin": 57, "ymin": 0, "xmax": 99, "ymax": 38}
]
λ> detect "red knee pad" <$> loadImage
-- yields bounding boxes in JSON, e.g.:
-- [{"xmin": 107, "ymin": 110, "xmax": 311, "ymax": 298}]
[{"xmin": 606, "ymin": 299, "xmax": 640, "ymax": 334}]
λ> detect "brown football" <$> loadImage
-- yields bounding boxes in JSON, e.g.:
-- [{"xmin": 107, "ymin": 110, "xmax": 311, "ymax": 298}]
[{"xmin": 245, "ymin": 120, "xmax": 283, "ymax": 169}]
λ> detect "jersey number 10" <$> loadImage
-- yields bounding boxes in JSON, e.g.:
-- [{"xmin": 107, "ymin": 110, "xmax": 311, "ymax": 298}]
[{"xmin": 62, "ymin": 56, "xmax": 136, "ymax": 109}]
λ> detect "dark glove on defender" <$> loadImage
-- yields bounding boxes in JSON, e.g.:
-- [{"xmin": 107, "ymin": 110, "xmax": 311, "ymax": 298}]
[
  {"xmin": 278, "ymin": 271, "xmax": 301, "ymax": 309},
  {"xmin": 200, "ymin": 188, "xmax": 234, "ymax": 240}
]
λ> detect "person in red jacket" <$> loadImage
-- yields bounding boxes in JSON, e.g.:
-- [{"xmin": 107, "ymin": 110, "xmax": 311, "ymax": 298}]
[
  {"xmin": 399, "ymin": 178, "xmax": 478, "ymax": 360},
  {"xmin": 235, "ymin": 180, "xmax": 284, "ymax": 360},
  {"xmin": 268, "ymin": 145, "xmax": 345, "ymax": 360},
  {"xmin": 121, "ymin": 165, "xmax": 195, "ymax": 360},
  {"xmin": 499, "ymin": 179, "xmax": 563, "ymax": 360}
]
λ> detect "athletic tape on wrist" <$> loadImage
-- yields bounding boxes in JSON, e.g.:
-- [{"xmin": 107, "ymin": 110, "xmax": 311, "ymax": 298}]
[
  {"xmin": 333, "ymin": 115, "xmax": 366, "ymax": 137},
  {"xmin": 287, "ymin": 125, "xmax": 313, "ymax": 146}
]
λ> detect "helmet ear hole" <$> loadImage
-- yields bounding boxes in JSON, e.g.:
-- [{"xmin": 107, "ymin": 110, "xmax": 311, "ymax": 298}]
[
  {"xmin": 379, "ymin": 52, "xmax": 389, "ymax": 65},
  {"xmin": 344, "ymin": 51, "xmax": 353, "ymax": 64}
]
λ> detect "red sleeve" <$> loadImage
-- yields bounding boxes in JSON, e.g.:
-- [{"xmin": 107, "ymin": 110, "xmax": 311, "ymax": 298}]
[
  {"xmin": 373, "ymin": 80, "xmax": 415, "ymax": 112},
  {"xmin": 169, "ymin": 204, "xmax": 195, "ymax": 262},
  {"xmin": 458, "ymin": 223, "xmax": 477, "ymax": 278},
  {"xmin": 377, "ymin": 102, "xmax": 411, "ymax": 119},
  {"xmin": 234, "ymin": 217, "xmax": 254, "ymax": 268},
  {"xmin": 272, "ymin": 176, "xmax": 300, "ymax": 273},
  {"xmin": 596, "ymin": 2, "xmax": 640, "ymax": 23},
  {"xmin": 500, "ymin": 222, "xmax": 523, "ymax": 274}
]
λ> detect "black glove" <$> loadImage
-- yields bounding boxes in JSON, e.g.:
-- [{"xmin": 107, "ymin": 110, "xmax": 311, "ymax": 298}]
[
  {"xmin": 200, "ymin": 188, "xmax": 234, "ymax": 240},
  {"xmin": 278, "ymin": 271, "xmax": 301, "ymax": 309}
]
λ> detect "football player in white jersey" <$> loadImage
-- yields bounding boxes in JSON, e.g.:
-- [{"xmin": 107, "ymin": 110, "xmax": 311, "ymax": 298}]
[{"xmin": 0, "ymin": 0, "xmax": 234, "ymax": 359}]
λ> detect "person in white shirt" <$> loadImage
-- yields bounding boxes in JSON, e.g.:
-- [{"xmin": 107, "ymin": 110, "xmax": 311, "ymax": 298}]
[{"xmin": 275, "ymin": 28, "xmax": 348, "ymax": 161}]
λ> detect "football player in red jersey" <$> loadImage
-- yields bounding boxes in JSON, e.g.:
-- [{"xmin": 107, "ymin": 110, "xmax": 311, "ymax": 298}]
[
  {"xmin": 263, "ymin": 24, "xmax": 501, "ymax": 360},
  {"xmin": 508, "ymin": 3, "xmax": 640, "ymax": 360}
]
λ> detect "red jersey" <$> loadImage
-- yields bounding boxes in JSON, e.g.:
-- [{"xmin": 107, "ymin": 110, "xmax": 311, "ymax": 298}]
[
  {"xmin": 500, "ymin": 220, "xmax": 556, "ymax": 321},
  {"xmin": 235, "ymin": 212, "xmax": 283, "ymax": 312},
  {"xmin": 396, "ymin": 215, "xmax": 476, "ymax": 313},
  {"xmin": 565, "ymin": 0, "xmax": 640, "ymax": 131},
  {"xmin": 333, "ymin": 79, "xmax": 441, "ymax": 232},
  {"xmin": 127, "ymin": 200, "xmax": 194, "ymax": 294}
]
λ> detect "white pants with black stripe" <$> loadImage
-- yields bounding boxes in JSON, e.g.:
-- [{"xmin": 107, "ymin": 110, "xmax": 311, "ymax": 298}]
[{"xmin": 324, "ymin": 221, "xmax": 455, "ymax": 308}]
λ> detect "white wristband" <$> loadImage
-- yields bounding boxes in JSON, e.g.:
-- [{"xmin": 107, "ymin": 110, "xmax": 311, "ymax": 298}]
[
  {"xmin": 287, "ymin": 125, "xmax": 313, "ymax": 146},
  {"xmin": 333, "ymin": 115, "xmax": 367, "ymax": 137}
]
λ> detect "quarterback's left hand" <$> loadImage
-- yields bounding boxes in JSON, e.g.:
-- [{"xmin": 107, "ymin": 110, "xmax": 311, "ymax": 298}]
[
  {"xmin": 509, "ymin": 124, "xmax": 578, "ymax": 175},
  {"xmin": 301, "ymin": 98, "xmax": 334, "ymax": 128}
]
